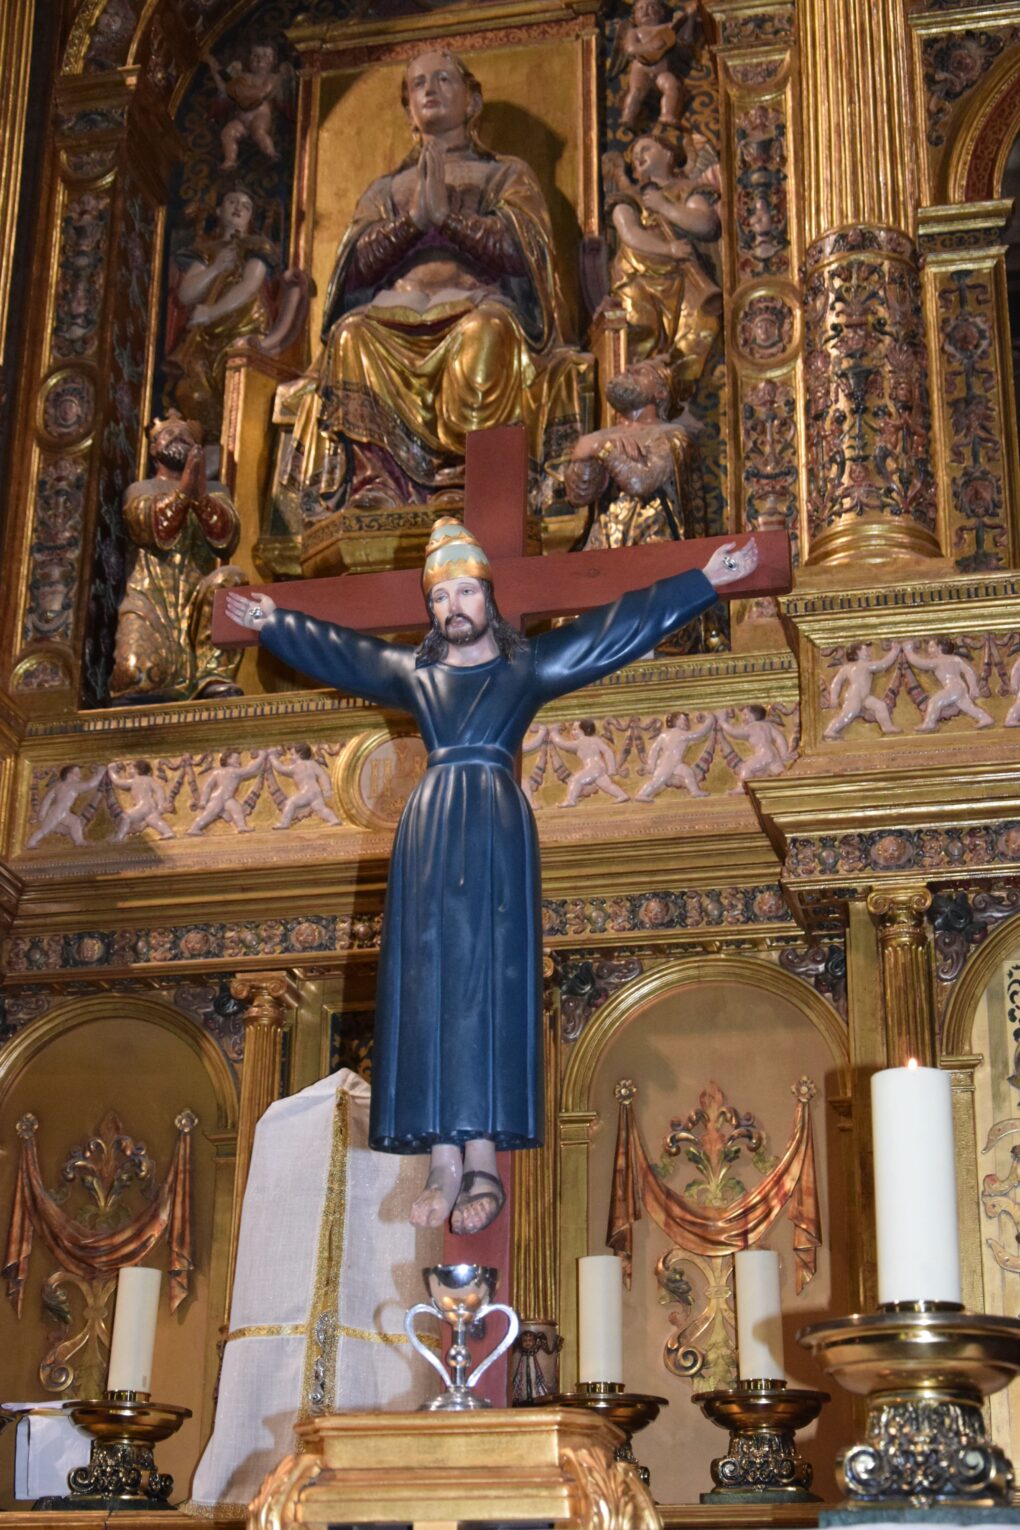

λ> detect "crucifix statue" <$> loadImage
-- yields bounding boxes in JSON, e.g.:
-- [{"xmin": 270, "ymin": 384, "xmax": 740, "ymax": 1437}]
[{"xmin": 216, "ymin": 425, "xmax": 790, "ymax": 1239}]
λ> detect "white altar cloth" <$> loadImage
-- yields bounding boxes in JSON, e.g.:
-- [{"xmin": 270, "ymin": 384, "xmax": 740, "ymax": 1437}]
[{"xmin": 186, "ymin": 1069, "xmax": 441, "ymax": 1514}]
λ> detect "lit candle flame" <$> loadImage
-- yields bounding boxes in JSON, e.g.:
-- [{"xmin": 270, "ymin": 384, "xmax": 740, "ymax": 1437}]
[{"xmin": 907, "ymin": 1057, "xmax": 918, "ymax": 1069}]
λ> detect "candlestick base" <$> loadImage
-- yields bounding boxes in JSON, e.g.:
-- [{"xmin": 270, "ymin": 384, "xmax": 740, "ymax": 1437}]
[
  {"xmin": 33, "ymin": 1393, "xmax": 191, "ymax": 1512},
  {"xmin": 525, "ymin": 1383, "xmax": 667, "ymax": 1488},
  {"xmin": 797, "ymin": 1308, "xmax": 1020, "ymax": 1509},
  {"xmin": 692, "ymin": 1378, "xmax": 828, "ymax": 1503}
]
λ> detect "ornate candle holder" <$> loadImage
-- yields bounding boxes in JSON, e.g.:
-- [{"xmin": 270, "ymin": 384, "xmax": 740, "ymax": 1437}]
[
  {"xmin": 797, "ymin": 1303, "xmax": 1020, "ymax": 1509},
  {"xmin": 527, "ymin": 1381, "xmax": 667, "ymax": 1488},
  {"xmin": 692, "ymin": 1378, "xmax": 828, "ymax": 1503},
  {"xmin": 33, "ymin": 1390, "xmax": 191, "ymax": 1511},
  {"xmin": 405, "ymin": 1264, "xmax": 519, "ymax": 1412}
]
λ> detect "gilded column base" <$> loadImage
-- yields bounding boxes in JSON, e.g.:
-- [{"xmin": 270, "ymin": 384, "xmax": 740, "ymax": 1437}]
[
  {"xmin": 247, "ymin": 1408, "xmax": 661, "ymax": 1530},
  {"xmin": 798, "ymin": 1309, "xmax": 1020, "ymax": 1509},
  {"xmin": 807, "ymin": 516, "xmax": 942, "ymax": 569}
]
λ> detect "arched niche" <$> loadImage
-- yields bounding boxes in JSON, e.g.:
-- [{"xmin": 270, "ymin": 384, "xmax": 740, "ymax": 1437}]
[
  {"xmin": 940, "ymin": 914, "xmax": 1020, "ymax": 1483},
  {"xmin": 559, "ymin": 955, "xmax": 850, "ymax": 1509},
  {"xmin": 0, "ymin": 994, "xmax": 237, "ymax": 1507}
]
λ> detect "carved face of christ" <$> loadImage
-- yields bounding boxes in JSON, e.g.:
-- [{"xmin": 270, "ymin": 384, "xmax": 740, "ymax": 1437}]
[{"xmin": 429, "ymin": 577, "xmax": 489, "ymax": 645}]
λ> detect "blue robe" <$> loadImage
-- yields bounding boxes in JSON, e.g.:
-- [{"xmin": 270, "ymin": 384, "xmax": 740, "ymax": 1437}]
[{"xmin": 260, "ymin": 568, "xmax": 716, "ymax": 1153}]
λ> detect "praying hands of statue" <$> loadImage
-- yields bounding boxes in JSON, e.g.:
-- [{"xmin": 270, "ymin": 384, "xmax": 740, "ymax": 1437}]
[
  {"xmin": 410, "ymin": 140, "xmax": 451, "ymax": 231},
  {"xmin": 180, "ymin": 444, "xmax": 207, "ymax": 501}
]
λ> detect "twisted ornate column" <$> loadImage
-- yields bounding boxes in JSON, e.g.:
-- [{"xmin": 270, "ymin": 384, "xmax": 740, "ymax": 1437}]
[
  {"xmin": 799, "ymin": 0, "xmax": 941, "ymax": 565},
  {"xmin": 866, "ymin": 888, "xmax": 937, "ymax": 1068},
  {"xmin": 224, "ymin": 972, "xmax": 298, "ymax": 1313}
]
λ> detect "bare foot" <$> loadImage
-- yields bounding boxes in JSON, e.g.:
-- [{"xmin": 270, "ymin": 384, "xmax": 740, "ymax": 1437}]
[{"xmin": 410, "ymin": 1164, "xmax": 461, "ymax": 1228}]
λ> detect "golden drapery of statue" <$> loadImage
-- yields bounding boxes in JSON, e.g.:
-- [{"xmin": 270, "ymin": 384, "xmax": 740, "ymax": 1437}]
[
  {"xmin": 110, "ymin": 413, "xmax": 245, "ymax": 703},
  {"xmin": 603, "ymin": 134, "xmax": 722, "ymax": 391},
  {"xmin": 286, "ymin": 49, "xmax": 592, "ymax": 521}
]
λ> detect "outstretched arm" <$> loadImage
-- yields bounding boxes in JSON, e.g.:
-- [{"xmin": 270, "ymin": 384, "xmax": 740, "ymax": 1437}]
[
  {"xmin": 534, "ymin": 544, "xmax": 755, "ymax": 703},
  {"xmin": 225, "ymin": 591, "xmax": 413, "ymax": 711},
  {"xmin": 871, "ymin": 643, "xmax": 901, "ymax": 674},
  {"xmin": 904, "ymin": 641, "xmax": 935, "ymax": 672}
]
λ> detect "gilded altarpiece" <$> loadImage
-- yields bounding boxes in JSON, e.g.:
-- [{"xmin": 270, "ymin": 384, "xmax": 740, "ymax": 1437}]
[{"xmin": 4, "ymin": 0, "xmax": 1020, "ymax": 1514}]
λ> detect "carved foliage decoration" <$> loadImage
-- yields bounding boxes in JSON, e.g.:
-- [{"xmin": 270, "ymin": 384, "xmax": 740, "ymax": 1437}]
[
  {"xmin": 734, "ymin": 104, "xmax": 789, "ymax": 282},
  {"xmin": 787, "ymin": 824, "xmax": 1020, "ymax": 880},
  {"xmin": 2, "ymin": 1109, "xmax": 196, "ymax": 1395},
  {"xmin": 934, "ymin": 268, "xmax": 1011, "ymax": 571},
  {"xmin": 804, "ymin": 233, "xmax": 937, "ymax": 540},
  {"xmin": 22, "ymin": 456, "xmax": 88, "ymax": 648},
  {"xmin": 740, "ymin": 378, "xmax": 798, "ymax": 542},
  {"xmin": 608, "ymin": 1077, "xmax": 820, "ymax": 1391},
  {"xmin": 922, "ymin": 28, "xmax": 1020, "ymax": 148}
]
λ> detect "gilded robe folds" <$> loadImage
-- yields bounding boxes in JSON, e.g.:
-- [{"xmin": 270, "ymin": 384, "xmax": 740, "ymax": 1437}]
[
  {"xmin": 303, "ymin": 150, "xmax": 592, "ymax": 506},
  {"xmin": 110, "ymin": 484, "xmax": 243, "ymax": 702}
]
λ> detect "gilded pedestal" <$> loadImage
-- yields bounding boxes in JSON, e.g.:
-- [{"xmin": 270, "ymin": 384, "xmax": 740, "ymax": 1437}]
[{"xmin": 248, "ymin": 1409, "xmax": 660, "ymax": 1530}]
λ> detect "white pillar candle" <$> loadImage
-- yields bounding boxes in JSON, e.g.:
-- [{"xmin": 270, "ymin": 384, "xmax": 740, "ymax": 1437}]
[
  {"xmin": 871, "ymin": 1062, "xmax": 961, "ymax": 1305},
  {"xmin": 107, "ymin": 1266, "xmax": 162, "ymax": 1395},
  {"xmin": 577, "ymin": 1255, "xmax": 623, "ymax": 1384},
  {"xmin": 734, "ymin": 1248, "xmax": 785, "ymax": 1381}
]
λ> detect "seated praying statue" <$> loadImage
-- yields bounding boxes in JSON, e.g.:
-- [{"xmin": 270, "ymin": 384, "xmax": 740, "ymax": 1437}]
[
  {"xmin": 288, "ymin": 48, "xmax": 592, "ymax": 516},
  {"xmin": 225, "ymin": 522, "xmax": 756, "ymax": 1235}
]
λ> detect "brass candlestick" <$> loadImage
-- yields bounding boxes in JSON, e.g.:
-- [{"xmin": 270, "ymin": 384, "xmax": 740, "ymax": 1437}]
[
  {"xmin": 797, "ymin": 1304, "xmax": 1020, "ymax": 1509},
  {"xmin": 34, "ymin": 1390, "xmax": 191, "ymax": 1511},
  {"xmin": 527, "ymin": 1380, "xmax": 668, "ymax": 1488},
  {"xmin": 692, "ymin": 1378, "xmax": 828, "ymax": 1503}
]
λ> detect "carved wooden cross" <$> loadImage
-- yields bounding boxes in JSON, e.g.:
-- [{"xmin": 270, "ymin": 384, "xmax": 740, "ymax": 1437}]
[{"xmin": 212, "ymin": 425, "xmax": 791, "ymax": 647}]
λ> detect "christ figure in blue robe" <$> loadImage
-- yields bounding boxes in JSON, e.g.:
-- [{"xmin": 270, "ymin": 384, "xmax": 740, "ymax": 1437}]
[{"xmin": 225, "ymin": 521, "xmax": 756, "ymax": 1234}]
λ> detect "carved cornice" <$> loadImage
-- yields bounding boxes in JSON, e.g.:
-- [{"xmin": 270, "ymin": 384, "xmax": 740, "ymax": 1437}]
[{"xmin": 752, "ymin": 763, "xmax": 1020, "ymax": 858}]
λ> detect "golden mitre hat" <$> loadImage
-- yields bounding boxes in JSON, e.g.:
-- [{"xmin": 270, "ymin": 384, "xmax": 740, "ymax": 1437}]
[{"xmin": 421, "ymin": 517, "xmax": 493, "ymax": 596}]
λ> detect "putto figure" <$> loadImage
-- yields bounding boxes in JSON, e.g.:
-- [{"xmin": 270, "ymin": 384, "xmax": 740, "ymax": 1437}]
[
  {"xmin": 823, "ymin": 642, "xmax": 902, "ymax": 741},
  {"xmin": 291, "ymin": 48, "xmax": 591, "ymax": 514},
  {"xmin": 905, "ymin": 638, "xmax": 994, "ymax": 733},
  {"xmin": 26, "ymin": 765, "xmax": 106, "ymax": 850},
  {"xmin": 205, "ymin": 42, "xmax": 291, "ymax": 169},
  {"xmin": 635, "ymin": 711, "xmax": 712, "ymax": 800},
  {"xmin": 613, "ymin": 0, "xmax": 699, "ymax": 131},
  {"xmin": 110, "ymin": 760, "xmax": 175, "ymax": 842},
  {"xmin": 226, "ymin": 519, "xmax": 755, "ymax": 1236},
  {"xmin": 110, "ymin": 412, "xmax": 244, "ymax": 704}
]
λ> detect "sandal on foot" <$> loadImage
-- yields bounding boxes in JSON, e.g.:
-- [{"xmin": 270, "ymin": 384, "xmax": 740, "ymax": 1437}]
[{"xmin": 449, "ymin": 1169, "xmax": 505, "ymax": 1236}]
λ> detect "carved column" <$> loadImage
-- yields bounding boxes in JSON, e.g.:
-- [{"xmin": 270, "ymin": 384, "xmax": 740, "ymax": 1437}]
[
  {"xmin": 867, "ymin": 887, "xmax": 937, "ymax": 1068},
  {"xmin": 224, "ymin": 972, "xmax": 298, "ymax": 1312},
  {"xmin": 799, "ymin": 0, "xmax": 940, "ymax": 566},
  {"xmin": 1, "ymin": 66, "xmax": 175, "ymax": 705}
]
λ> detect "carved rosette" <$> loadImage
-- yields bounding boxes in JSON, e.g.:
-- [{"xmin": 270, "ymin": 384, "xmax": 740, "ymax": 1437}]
[
  {"xmin": 804, "ymin": 227, "xmax": 939, "ymax": 564},
  {"xmin": 840, "ymin": 1398, "xmax": 1013, "ymax": 1506}
]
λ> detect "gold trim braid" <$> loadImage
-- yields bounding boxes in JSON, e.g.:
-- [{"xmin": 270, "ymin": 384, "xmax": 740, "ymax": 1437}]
[
  {"xmin": 299, "ymin": 1088, "xmax": 350, "ymax": 1420},
  {"xmin": 225, "ymin": 1324, "xmax": 307, "ymax": 1342}
]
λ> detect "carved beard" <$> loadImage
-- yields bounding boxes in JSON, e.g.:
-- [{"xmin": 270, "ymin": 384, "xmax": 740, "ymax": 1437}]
[
  {"xmin": 605, "ymin": 371, "xmax": 664, "ymax": 415},
  {"xmin": 153, "ymin": 437, "xmax": 192, "ymax": 472},
  {"xmin": 443, "ymin": 613, "xmax": 488, "ymax": 646}
]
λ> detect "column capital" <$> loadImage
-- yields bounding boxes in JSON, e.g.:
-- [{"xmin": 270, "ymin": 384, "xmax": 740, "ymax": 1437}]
[
  {"xmin": 230, "ymin": 973, "xmax": 299, "ymax": 1027},
  {"xmin": 866, "ymin": 886, "xmax": 934, "ymax": 936}
]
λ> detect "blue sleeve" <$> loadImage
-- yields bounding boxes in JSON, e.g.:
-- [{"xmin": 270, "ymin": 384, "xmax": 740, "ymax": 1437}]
[
  {"xmin": 532, "ymin": 569, "xmax": 718, "ymax": 701},
  {"xmin": 259, "ymin": 610, "xmax": 414, "ymax": 712}
]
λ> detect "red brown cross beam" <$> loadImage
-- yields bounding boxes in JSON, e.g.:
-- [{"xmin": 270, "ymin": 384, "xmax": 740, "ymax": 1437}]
[{"xmin": 211, "ymin": 424, "xmax": 791, "ymax": 647}]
